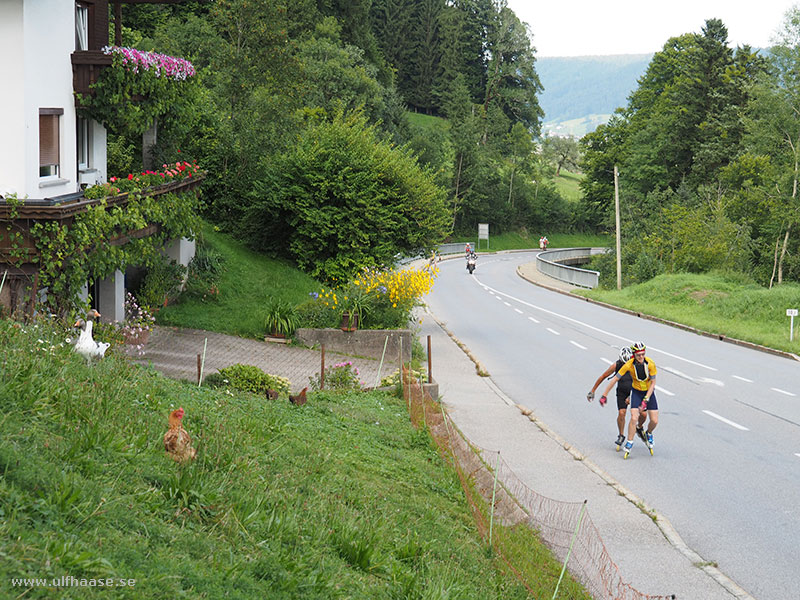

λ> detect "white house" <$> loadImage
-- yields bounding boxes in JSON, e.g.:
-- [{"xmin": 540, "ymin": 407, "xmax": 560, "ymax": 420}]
[{"xmin": 0, "ymin": 0, "xmax": 196, "ymax": 321}]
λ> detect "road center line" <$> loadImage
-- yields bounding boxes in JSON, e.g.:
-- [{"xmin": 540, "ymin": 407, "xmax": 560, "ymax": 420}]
[
  {"xmin": 478, "ymin": 281, "xmax": 717, "ymax": 371},
  {"xmin": 771, "ymin": 388, "xmax": 796, "ymax": 397},
  {"xmin": 503, "ymin": 301, "xmax": 511, "ymax": 307},
  {"xmin": 528, "ymin": 316, "xmax": 540, "ymax": 324},
  {"xmin": 546, "ymin": 328, "xmax": 560, "ymax": 336},
  {"xmin": 655, "ymin": 385, "xmax": 674, "ymax": 396},
  {"xmin": 795, "ymin": 453, "xmax": 800, "ymax": 459},
  {"xmin": 514, "ymin": 308, "xmax": 523, "ymax": 314},
  {"xmin": 600, "ymin": 357, "xmax": 613, "ymax": 365},
  {"xmin": 733, "ymin": 375, "xmax": 753, "ymax": 383},
  {"xmin": 702, "ymin": 410, "xmax": 749, "ymax": 431},
  {"xmin": 570, "ymin": 341, "xmax": 587, "ymax": 350}
]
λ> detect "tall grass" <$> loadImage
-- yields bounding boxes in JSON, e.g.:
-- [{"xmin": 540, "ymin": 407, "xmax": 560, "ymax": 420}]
[
  {"xmin": 553, "ymin": 169, "xmax": 583, "ymax": 203},
  {"xmin": 579, "ymin": 271, "xmax": 800, "ymax": 354},
  {"xmin": 0, "ymin": 317, "xmax": 589, "ymax": 598}
]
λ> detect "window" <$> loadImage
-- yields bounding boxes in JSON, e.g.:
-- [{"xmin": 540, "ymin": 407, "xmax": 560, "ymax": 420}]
[
  {"xmin": 75, "ymin": 4, "xmax": 89, "ymax": 51},
  {"xmin": 39, "ymin": 108, "xmax": 63, "ymax": 178},
  {"xmin": 77, "ymin": 116, "xmax": 90, "ymax": 170}
]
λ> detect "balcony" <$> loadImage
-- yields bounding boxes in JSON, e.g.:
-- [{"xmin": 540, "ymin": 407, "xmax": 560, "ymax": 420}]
[{"xmin": 72, "ymin": 50, "xmax": 113, "ymax": 103}]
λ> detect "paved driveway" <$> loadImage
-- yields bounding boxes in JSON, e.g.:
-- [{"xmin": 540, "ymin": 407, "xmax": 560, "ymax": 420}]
[{"xmin": 131, "ymin": 326, "xmax": 386, "ymax": 393}]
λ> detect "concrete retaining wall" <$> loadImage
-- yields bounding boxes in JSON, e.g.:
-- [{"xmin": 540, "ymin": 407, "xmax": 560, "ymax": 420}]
[{"xmin": 295, "ymin": 328, "xmax": 412, "ymax": 363}]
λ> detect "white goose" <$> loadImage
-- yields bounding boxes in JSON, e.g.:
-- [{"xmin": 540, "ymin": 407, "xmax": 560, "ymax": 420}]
[{"xmin": 74, "ymin": 309, "xmax": 110, "ymax": 362}]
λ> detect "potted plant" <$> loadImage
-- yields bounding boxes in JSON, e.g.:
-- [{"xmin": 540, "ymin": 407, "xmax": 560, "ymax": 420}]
[
  {"xmin": 341, "ymin": 285, "xmax": 373, "ymax": 332},
  {"xmin": 265, "ymin": 298, "xmax": 299, "ymax": 342}
]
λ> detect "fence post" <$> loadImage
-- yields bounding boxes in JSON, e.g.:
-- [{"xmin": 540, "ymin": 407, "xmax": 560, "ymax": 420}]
[
  {"xmin": 196, "ymin": 353, "xmax": 201, "ymax": 384},
  {"xmin": 197, "ymin": 338, "xmax": 208, "ymax": 387},
  {"xmin": 552, "ymin": 500, "xmax": 587, "ymax": 600},
  {"xmin": 399, "ymin": 336, "xmax": 404, "ymax": 401},
  {"xmin": 320, "ymin": 344, "xmax": 325, "ymax": 390},
  {"xmin": 374, "ymin": 335, "xmax": 389, "ymax": 389},
  {"xmin": 488, "ymin": 450, "xmax": 501, "ymax": 548},
  {"xmin": 427, "ymin": 334, "xmax": 432, "ymax": 384}
]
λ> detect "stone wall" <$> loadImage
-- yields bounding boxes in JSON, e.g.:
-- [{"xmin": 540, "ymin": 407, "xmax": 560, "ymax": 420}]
[{"xmin": 294, "ymin": 328, "xmax": 412, "ymax": 363}]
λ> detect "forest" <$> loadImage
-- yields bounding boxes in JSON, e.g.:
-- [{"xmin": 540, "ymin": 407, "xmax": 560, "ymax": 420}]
[{"xmin": 107, "ymin": 1, "xmax": 800, "ymax": 288}]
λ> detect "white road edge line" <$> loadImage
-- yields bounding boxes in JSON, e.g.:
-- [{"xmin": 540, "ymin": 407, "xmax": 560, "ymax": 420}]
[
  {"xmin": 546, "ymin": 328, "xmax": 560, "ymax": 336},
  {"xmin": 477, "ymin": 280, "xmax": 717, "ymax": 371},
  {"xmin": 702, "ymin": 410, "xmax": 749, "ymax": 431},
  {"xmin": 733, "ymin": 375, "xmax": 753, "ymax": 383},
  {"xmin": 570, "ymin": 341, "xmax": 587, "ymax": 350},
  {"xmin": 771, "ymin": 387, "xmax": 796, "ymax": 397}
]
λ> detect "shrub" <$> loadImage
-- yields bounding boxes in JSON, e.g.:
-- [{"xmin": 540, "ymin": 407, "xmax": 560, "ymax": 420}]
[
  {"xmin": 138, "ymin": 255, "xmax": 186, "ymax": 310},
  {"xmin": 295, "ymin": 297, "xmax": 339, "ymax": 329},
  {"xmin": 184, "ymin": 243, "xmax": 225, "ymax": 302},
  {"xmin": 309, "ymin": 361, "xmax": 363, "ymax": 391},
  {"xmin": 214, "ymin": 364, "xmax": 290, "ymax": 396}
]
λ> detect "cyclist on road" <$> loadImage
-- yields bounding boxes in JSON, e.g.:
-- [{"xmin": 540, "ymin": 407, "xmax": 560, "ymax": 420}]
[
  {"xmin": 587, "ymin": 347, "xmax": 639, "ymax": 451},
  {"xmin": 598, "ymin": 342, "xmax": 658, "ymax": 458}
]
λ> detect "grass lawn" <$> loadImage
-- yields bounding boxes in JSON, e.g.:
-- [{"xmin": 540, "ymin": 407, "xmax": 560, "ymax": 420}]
[
  {"xmin": 0, "ymin": 317, "xmax": 590, "ymax": 599},
  {"xmin": 578, "ymin": 271, "xmax": 800, "ymax": 355},
  {"xmin": 553, "ymin": 169, "xmax": 583, "ymax": 203},
  {"xmin": 157, "ymin": 224, "xmax": 322, "ymax": 340},
  {"xmin": 479, "ymin": 231, "xmax": 611, "ymax": 252}
]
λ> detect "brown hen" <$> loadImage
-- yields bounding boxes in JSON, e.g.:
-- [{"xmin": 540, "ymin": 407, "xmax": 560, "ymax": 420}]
[
  {"xmin": 163, "ymin": 407, "xmax": 197, "ymax": 463},
  {"xmin": 289, "ymin": 387, "xmax": 307, "ymax": 406}
]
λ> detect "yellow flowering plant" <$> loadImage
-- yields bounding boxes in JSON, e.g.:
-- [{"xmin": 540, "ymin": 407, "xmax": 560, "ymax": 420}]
[{"xmin": 303, "ymin": 263, "xmax": 438, "ymax": 329}]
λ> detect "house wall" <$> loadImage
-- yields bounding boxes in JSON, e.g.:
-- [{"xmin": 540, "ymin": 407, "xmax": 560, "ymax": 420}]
[
  {"xmin": 0, "ymin": 0, "xmax": 80, "ymax": 200},
  {"xmin": 0, "ymin": 0, "xmax": 26, "ymax": 198}
]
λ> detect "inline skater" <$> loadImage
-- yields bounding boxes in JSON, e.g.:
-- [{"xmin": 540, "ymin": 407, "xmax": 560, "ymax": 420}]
[
  {"xmin": 587, "ymin": 347, "xmax": 640, "ymax": 450},
  {"xmin": 598, "ymin": 342, "xmax": 658, "ymax": 459}
]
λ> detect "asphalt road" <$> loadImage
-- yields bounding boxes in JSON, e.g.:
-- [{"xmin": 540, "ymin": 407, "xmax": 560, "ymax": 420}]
[{"xmin": 426, "ymin": 251, "xmax": 800, "ymax": 600}]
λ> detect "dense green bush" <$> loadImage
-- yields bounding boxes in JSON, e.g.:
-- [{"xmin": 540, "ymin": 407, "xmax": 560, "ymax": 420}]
[
  {"xmin": 244, "ymin": 110, "xmax": 450, "ymax": 283},
  {"xmin": 212, "ymin": 363, "xmax": 290, "ymax": 395}
]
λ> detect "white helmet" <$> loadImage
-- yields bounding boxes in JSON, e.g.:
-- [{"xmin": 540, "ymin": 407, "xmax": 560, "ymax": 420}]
[{"xmin": 619, "ymin": 347, "xmax": 633, "ymax": 362}]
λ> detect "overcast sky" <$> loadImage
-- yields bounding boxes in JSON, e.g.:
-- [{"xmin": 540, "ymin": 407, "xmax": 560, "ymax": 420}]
[{"xmin": 506, "ymin": 0, "xmax": 797, "ymax": 57}]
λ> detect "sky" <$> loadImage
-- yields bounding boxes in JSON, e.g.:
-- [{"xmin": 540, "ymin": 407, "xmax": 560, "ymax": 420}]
[{"xmin": 506, "ymin": 0, "xmax": 798, "ymax": 57}]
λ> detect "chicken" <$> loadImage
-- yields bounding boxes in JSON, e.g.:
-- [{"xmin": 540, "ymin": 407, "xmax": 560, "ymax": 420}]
[
  {"xmin": 73, "ymin": 309, "xmax": 110, "ymax": 362},
  {"xmin": 163, "ymin": 407, "xmax": 197, "ymax": 463},
  {"xmin": 266, "ymin": 389, "xmax": 279, "ymax": 400},
  {"xmin": 288, "ymin": 387, "xmax": 307, "ymax": 406}
]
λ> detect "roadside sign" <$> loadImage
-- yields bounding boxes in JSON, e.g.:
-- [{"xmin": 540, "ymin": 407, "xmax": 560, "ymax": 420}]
[
  {"xmin": 478, "ymin": 223, "xmax": 489, "ymax": 249},
  {"xmin": 788, "ymin": 309, "xmax": 798, "ymax": 341}
]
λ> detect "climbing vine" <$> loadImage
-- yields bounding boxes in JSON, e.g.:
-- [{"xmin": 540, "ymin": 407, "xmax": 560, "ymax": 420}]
[{"xmin": 12, "ymin": 162, "xmax": 203, "ymax": 316}]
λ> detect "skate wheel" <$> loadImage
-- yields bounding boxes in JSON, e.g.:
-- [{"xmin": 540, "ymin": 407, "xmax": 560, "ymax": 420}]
[{"xmin": 649, "ymin": 448, "xmax": 654, "ymax": 456}]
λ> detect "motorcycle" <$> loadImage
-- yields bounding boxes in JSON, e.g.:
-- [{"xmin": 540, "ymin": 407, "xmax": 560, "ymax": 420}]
[{"xmin": 466, "ymin": 252, "xmax": 477, "ymax": 274}]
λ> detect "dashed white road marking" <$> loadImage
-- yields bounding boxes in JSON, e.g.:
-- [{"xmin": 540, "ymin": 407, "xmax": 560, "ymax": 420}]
[
  {"xmin": 477, "ymin": 280, "xmax": 717, "ymax": 371},
  {"xmin": 655, "ymin": 385, "xmax": 675, "ymax": 396},
  {"xmin": 771, "ymin": 388, "xmax": 796, "ymax": 397},
  {"xmin": 795, "ymin": 453, "xmax": 800, "ymax": 459},
  {"xmin": 600, "ymin": 357, "xmax": 613, "ymax": 365},
  {"xmin": 546, "ymin": 328, "xmax": 560, "ymax": 336},
  {"xmin": 528, "ymin": 316, "xmax": 540, "ymax": 324},
  {"xmin": 514, "ymin": 308, "xmax": 523, "ymax": 314},
  {"xmin": 570, "ymin": 341, "xmax": 587, "ymax": 350},
  {"xmin": 703, "ymin": 410, "xmax": 749, "ymax": 431},
  {"xmin": 698, "ymin": 377, "xmax": 724, "ymax": 387},
  {"xmin": 733, "ymin": 375, "xmax": 753, "ymax": 383},
  {"xmin": 503, "ymin": 301, "xmax": 512, "ymax": 307}
]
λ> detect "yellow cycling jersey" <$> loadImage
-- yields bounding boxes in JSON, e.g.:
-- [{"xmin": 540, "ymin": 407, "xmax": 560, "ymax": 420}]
[{"xmin": 616, "ymin": 356, "xmax": 656, "ymax": 392}]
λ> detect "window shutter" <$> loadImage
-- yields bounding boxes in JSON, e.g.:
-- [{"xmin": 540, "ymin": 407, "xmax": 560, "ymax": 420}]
[{"xmin": 39, "ymin": 113, "xmax": 60, "ymax": 167}]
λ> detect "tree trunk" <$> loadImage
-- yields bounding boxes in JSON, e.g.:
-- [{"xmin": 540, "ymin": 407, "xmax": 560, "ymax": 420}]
[
  {"xmin": 769, "ymin": 233, "xmax": 780, "ymax": 289},
  {"xmin": 507, "ymin": 167, "xmax": 515, "ymax": 209},
  {"xmin": 452, "ymin": 152, "xmax": 464, "ymax": 232},
  {"xmin": 778, "ymin": 224, "xmax": 791, "ymax": 284}
]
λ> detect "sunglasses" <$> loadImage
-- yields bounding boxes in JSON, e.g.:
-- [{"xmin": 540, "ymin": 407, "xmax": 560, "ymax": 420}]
[{"xmin": 634, "ymin": 351, "xmax": 645, "ymax": 356}]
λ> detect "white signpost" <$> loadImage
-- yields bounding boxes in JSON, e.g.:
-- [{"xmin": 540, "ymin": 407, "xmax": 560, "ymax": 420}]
[
  {"xmin": 478, "ymin": 223, "xmax": 489, "ymax": 250},
  {"xmin": 788, "ymin": 308, "xmax": 798, "ymax": 341}
]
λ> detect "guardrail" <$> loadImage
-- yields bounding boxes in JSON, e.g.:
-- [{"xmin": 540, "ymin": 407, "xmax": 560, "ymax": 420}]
[{"xmin": 536, "ymin": 247, "xmax": 604, "ymax": 289}]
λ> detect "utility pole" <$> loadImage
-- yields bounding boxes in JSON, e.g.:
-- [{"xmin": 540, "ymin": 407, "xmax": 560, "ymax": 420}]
[{"xmin": 614, "ymin": 165, "xmax": 621, "ymax": 290}]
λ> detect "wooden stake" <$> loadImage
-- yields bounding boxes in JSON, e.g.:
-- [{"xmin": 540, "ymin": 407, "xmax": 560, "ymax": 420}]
[
  {"xmin": 427, "ymin": 334, "xmax": 432, "ymax": 383},
  {"xmin": 320, "ymin": 344, "xmax": 325, "ymax": 390}
]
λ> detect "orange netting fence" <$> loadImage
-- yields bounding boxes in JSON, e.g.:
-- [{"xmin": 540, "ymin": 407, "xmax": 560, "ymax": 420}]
[{"xmin": 402, "ymin": 373, "xmax": 676, "ymax": 600}]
